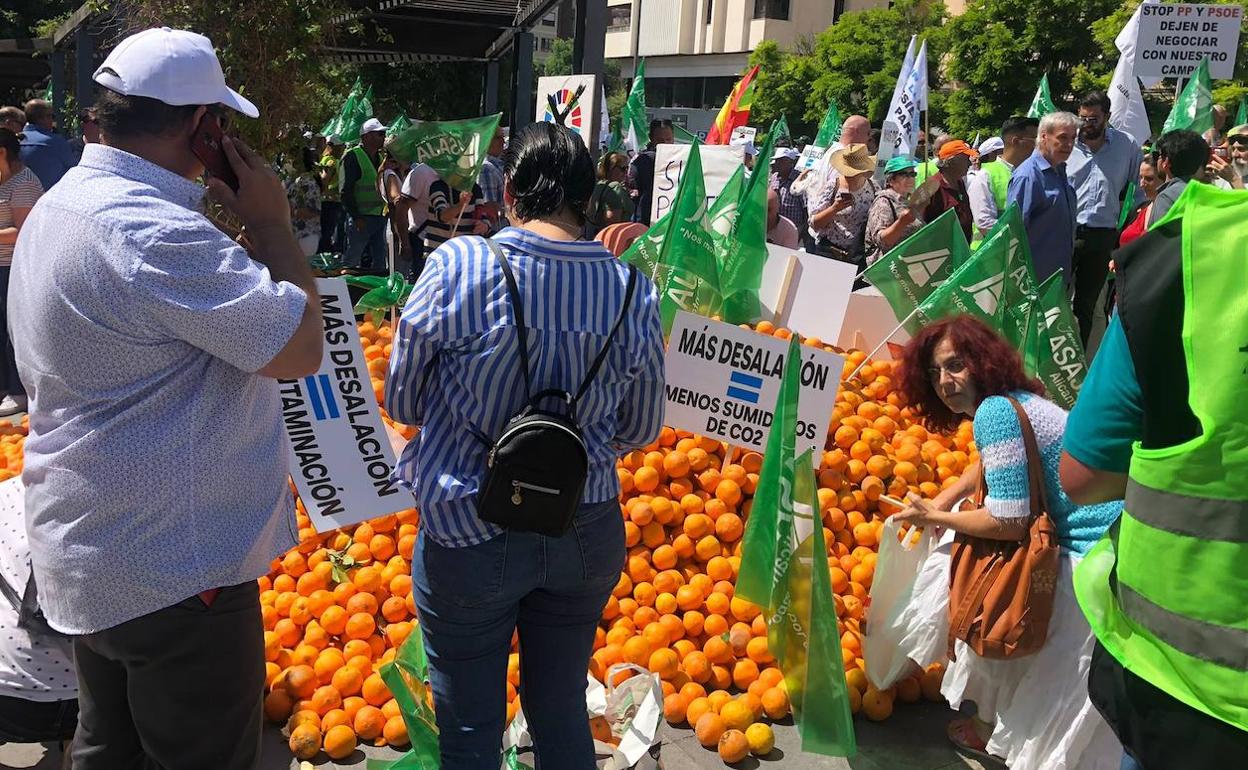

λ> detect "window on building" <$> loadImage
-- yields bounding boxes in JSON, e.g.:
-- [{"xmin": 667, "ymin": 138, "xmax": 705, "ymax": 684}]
[
  {"xmin": 608, "ymin": 5, "xmax": 631, "ymax": 31},
  {"xmin": 752, "ymin": 0, "xmax": 790, "ymax": 20},
  {"xmin": 706, "ymin": 0, "xmax": 714, "ymax": 25},
  {"xmin": 541, "ymin": 13, "xmax": 556, "ymax": 27},
  {"xmin": 537, "ymin": 37, "xmax": 553, "ymax": 52}
]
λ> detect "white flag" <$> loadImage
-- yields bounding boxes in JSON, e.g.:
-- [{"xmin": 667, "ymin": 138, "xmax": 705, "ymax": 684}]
[
  {"xmin": 885, "ymin": 36, "xmax": 918, "ymax": 130},
  {"xmin": 890, "ymin": 40, "xmax": 928, "ymax": 158},
  {"xmin": 1109, "ymin": 0, "xmax": 1157, "ymax": 146}
]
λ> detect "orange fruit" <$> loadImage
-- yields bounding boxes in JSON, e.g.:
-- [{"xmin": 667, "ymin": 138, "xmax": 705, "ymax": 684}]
[
  {"xmin": 649, "ymin": 648, "xmax": 681, "ymax": 680},
  {"xmin": 310, "ymin": 684, "xmax": 343, "ymax": 716},
  {"xmin": 288, "ymin": 723, "xmax": 321, "ymax": 760},
  {"xmin": 683, "ymin": 650, "xmax": 712, "ymax": 683},
  {"xmin": 384, "ymin": 714, "xmax": 410, "ymax": 746},
  {"xmin": 282, "ymin": 665, "xmax": 318, "ymax": 700},
  {"xmin": 686, "ymin": 696, "xmax": 713, "ymax": 726},
  {"xmin": 745, "ymin": 722, "xmax": 775, "ymax": 756},
  {"xmin": 362, "ymin": 673, "xmax": 391, "ymax": 707},
  {"xmin": 323, "ymin": 723, "xmax": 357, "ymax": 759},
  {"xmin": 718, "ymin": 729, "xmax": 749, "ymax": 763},
  {"xmin": 664, "ymin": 692, "xmax": 689, "ymax": 724},
  {"xmin": 354, "ymin": 704, "xmax": 386, "ymax": 740},
  {"xmin": 719, "ymin": 698, "xmax": 753, "ymax": 732},
  {"xmin": 345, "ymin": 612, "xmax": 376, "ymax": 640},
  {"xmin": 263, "ymin": 689, "xmax": 294, "ymax": 723},
  {"xmin": 704, "ymin": 636, "xmax": 733, "ymax": 665},
  {"xmin": 331, "ymin": 665, "xmax": 365, "ymax": 697},
  {"xmin": 761, "ymin": 687, "xmax": 790, "ymax": 719},
  {"xmin": 732, "ymin": 659, "xmax": 760, "ymax": 691},
  {"xmin": 694, "ymin": 712, "xmax": 726, "ymax": 748},
  {"xmin": 861, "ymin": 687, "xmax": 893, "ymax": 721},
  {"xmin": 746, "ymin": 637, "xmax": 773, "ymax": 665}
]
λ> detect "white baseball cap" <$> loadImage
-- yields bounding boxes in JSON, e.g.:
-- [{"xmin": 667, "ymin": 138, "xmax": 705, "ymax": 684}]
[
  {"xmin": 360, "ymin": 118, "xmax": 386, "ymax": 135},
  {"xmin": 93, "ymin": 27, "xmax": 259, "ymax": 118},
  {"xmin": 977, "ymin": 136, "xmax": 1005, "ymax": 156},
  {"xmin": 772, "ymin": 147, "xmax": 800, "ymax": 161}
]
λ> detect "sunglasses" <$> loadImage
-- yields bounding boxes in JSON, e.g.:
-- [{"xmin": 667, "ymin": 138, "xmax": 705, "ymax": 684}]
[
  {"xmin": 1229, "ymin": 136, "xmax": 1248, "ymax": 146},
  {"xmin": 895, "ymin": 170, "xmax": 917, "ymax": 177}
]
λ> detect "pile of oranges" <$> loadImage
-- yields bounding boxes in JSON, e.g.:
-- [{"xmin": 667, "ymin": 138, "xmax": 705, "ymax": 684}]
[
  {"xmin": 0, "ymin": 416, "xmax": 28, "ymax": 483},
  {"xmin": 258, "ymin": 318, "xmax": 973, "ymax": 763}
]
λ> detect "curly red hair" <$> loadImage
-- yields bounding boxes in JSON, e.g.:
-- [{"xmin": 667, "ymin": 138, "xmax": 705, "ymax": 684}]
[{"xmin": 897, "ymin": 315, "xmax": 1045, "ymax": 433}]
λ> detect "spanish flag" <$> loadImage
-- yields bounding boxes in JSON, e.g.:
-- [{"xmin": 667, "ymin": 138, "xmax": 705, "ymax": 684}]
[{"xmin": 705, "ymin": 65, "xmax": 760, "ymax": 145}]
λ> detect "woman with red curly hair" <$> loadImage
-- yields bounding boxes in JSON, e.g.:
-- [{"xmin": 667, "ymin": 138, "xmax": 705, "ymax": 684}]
[{"xmin": 889, "ymin": 315, "xmax": 1123, "ymax": 770}]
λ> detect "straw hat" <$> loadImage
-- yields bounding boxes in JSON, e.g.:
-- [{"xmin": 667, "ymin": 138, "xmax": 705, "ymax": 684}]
[{"xmin": 829, "ymin": 143, "xmax": 876, "ymax": 177}]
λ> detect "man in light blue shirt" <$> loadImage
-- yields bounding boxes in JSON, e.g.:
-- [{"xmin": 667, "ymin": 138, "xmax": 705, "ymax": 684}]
[
  {"xmin": 1006, "ymin": 112, "xmax": 1079, "ymax": 285},
  {"xmin": 1065, "ymin": 91, "xmax": 1144, "ymax": 346},
  {"xmin": 18, "ymin": 99, "xmax": 75, "ymax": 189},
  {"xmin": 10, "ymin": 28, "xmax": 322, "ymax": 770}
]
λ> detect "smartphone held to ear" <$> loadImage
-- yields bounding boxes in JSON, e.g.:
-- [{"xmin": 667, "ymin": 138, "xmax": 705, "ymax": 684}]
[{"xmin": 191, "ymin": 113, "xmax": 239, "ymax": 191}]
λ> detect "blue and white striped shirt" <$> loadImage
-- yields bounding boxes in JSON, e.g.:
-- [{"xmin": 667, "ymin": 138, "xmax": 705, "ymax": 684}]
[{"xmin": 386, "ymin": 228, "xmax": 666, "ymax": 547}]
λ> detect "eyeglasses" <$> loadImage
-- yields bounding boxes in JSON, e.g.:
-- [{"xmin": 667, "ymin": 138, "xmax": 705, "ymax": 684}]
[
  {"xmin": 1229, "ymin": 136, "xmax": 1248, "ymax": 146},
  {"xmin": 927, "ymin": 358, "xmax": 967, "ymax": 381}
]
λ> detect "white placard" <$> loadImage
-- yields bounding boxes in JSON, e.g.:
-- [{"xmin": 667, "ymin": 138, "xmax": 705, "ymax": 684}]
[
  {"xmin": 651, "ymin": 143, "xmax": 745, "ymax": 223},
  {"xmin": 281, "ymin": 278, "xmax": 412, "ymax": 532},
  {"xmin": 1135, "ymin": 3, "xmax": 1242, "ymax": 79},
  {"xmin": 796, "ymin": 143, "xmax": 826, "ymax": 172},
  {"xmin": 536, "ymin": 74, "xmax": 602, "ymax": 150},
  {"xmin": 759, "ymin": 244, "xmax": 857, "ymax": 344},
  {"xmin": 664, "ymin": 312, "xmax": 843, "ymax": 463},
  {"xmin": 730, "ymin": 126, "xmax": 757, "ymax": 144}
]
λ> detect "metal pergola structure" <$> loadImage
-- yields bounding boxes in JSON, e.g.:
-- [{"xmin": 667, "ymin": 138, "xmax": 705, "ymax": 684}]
[{"xmin": 17, "ymin": 0, "xmax": 607, "ymax": 131}]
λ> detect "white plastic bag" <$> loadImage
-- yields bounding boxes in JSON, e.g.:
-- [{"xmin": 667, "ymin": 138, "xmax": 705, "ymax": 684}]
[
  {"xmin": 864, "ymin": 518, "xmax": 939, "ymax": 688},
  {"xmin": 505, "ymin": 667, "xmax": 660, "ymax": 770}
]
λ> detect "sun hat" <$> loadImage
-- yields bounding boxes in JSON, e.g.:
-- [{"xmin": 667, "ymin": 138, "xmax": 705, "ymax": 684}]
[
  {"xmin": 828, "ymin": 143, "xmax": 877, "ymax": 177},
  {"xmin": 359, "ymin": 118, "xmax": 386, "ymax": 135},
  {"xmin": 93, "ymin": 27, "xmax": 258, "ymax": 118},
  {"xmin": 883, "ymin": 156, "xmax": 919, "ymax": 175},
  {"xmin": 937, "ymin": 139, "xmax": 978, "ymax": 161},
  {"xmin": 977, "ymin": 136, "xmax": 1005, "ymax": 156}
]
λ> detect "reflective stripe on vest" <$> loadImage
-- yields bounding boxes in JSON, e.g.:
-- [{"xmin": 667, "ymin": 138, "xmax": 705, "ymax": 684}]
[{"xmin": 1075, "ymin": 183, "xmax": 1248, "ymax": 733}]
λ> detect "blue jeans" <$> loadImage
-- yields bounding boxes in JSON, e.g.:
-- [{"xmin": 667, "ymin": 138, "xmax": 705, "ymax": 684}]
[
  {"xmin": 411, "ymin": 499, "xmax": 624, "ymax": 770},
  {"xmin": 344, "ymin": 213, "xmax": 388, "ymax": 269},
  {"xmin": 1121, "ymin": 754, "xmax": 1143, "ymax": 770}
]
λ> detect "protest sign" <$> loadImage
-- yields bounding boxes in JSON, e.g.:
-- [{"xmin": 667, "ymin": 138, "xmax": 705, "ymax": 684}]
[
  {"xmin": 731, "ymin": 126, "xmax": 758, "ymax": 144},
  {"xmin": 281, "ymin": 279, "xmax": 411, "ymax": 532},
  {"xmin": 1135, "ymin": 3, "xmax": 1242, "ymax": 79},
  {"xmin": 759, "ymin": 244, "xmax": 857, "ymax": 345},
  {"xmin": 651, "ymin": 143, "xmax": 745, "ymax": 223},
  {"xmin": 664, "ymin": 312, "xmax": 843, "ymax": 463},
  {"xmin": 536, "ymin": 74, "xmax": 602, "ymax": 150}
]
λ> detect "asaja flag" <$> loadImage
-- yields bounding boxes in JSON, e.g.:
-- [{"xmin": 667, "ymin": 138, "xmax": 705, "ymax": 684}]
[
  {"xmin": 976, "ymin": 204, "xmax": 1039, "ymax": 348},
  {"xmin": 863, "ymin": 209, "xmax": 971, "ymax": 334},
  {"xmin": 1163, "ymin": 58, "xmax": 1214, "ymax": 136},
  {"xmin": 1032, "ymin": 272, "xmax": 1086, "ymax": 409},
  {"xmin": 1027, "ymin": 74, "xmax": 1058, "ymax": 119},
  {"xmin": 1109, "ymin": 0, "xmax": 1154, "ymax": 146},
  {"xmin": 320, "ymin": 76, "xmax": 365, "ymax": 138},
  {"xmin": 387, "ymin": 113, "xmax": 410, "ymax": 137},
  {"xmin": 707, "ymin": 165, "xmax": 746, "ymax": 242},
  {"xmin": 915, "ymin": 224, "xmax": 1013, "ymax": 328},
  {"xmin": 716, "ymin": 117, "xmax": 786, "ymax": 324},
  {"xmin": 812, "ymin": 100, "xmax": 844, "ymax": 149},
  {"xmin": 706, "ymin": 65, "xmax": 760, "ymax": 145},
  {"xmin": 736, "ymin": 337, "xmax": 857, "ymax": 757},
  {"xmin": 338, "ymin": 85, "xmax": 375, "ymax": 144},
  {"xmin": 622, "ymin": 60, "xmax": 650, "ymax": 154},
  {"xmin": 387, "ymin": 114, "xmax": 502, "ymax": 192},
  {"xmin": 623, "ymin": 143, "xmax": 721, "ymax": 333}
]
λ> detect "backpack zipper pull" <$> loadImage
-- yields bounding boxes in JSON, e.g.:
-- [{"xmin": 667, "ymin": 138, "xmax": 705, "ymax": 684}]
[{"xmin": 511, "ymin": 481, "xmax": 523, "ymax": 505}]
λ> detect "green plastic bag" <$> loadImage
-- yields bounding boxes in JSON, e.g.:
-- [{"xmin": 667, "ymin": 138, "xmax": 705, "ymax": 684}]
[
  {"xmin": 344, "ymin": 273, "xmax": 414, "ymax": 324},
  {"xmin": 367, "ymin": 625, "xmax": 441, "ymax": 770}
]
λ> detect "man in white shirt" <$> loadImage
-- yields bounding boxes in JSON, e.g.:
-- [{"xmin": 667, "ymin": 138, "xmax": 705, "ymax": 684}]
[
  {"xmin": 966, "ymin": 116, "xmax": 1038, "ymax": 241},
  {"xmin": 400, "ymin": 162, "xmax": 439, "ymax": 278}
]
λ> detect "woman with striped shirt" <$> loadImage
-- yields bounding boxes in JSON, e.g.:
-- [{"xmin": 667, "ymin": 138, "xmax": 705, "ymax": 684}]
[
  {"xmin": 386, "ymin": 123, "xmax": 665, "ymax": 770},
  {"xmin": 890, "ymin": 315, "xmax": 1123, "ymax": 770}
]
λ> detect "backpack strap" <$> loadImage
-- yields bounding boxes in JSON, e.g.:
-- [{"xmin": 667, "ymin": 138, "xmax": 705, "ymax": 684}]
[
  {"xmin": 573, "ymin": 264, "xmax": 639, "ymax": 402},
  {"xmin": 485, "ymin": 237, "xmax": 533, "ymax": 403}
]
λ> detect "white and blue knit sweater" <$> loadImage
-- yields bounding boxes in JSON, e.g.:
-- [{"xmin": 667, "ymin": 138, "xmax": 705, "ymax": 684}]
[{"xmin": 975, "ymin": 391, "xmax": 1122, "ymax": 555}]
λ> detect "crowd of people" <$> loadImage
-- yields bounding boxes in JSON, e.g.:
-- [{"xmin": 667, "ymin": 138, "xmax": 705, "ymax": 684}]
[{"xmin": 0, "ymin": 21, "xmax": 1244, "ymax": 770}]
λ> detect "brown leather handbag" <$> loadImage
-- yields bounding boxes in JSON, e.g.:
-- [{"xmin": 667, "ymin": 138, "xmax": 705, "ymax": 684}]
[{"xmin": 947, "ymin": 397, "xmax": 1060, "ymax": 660}]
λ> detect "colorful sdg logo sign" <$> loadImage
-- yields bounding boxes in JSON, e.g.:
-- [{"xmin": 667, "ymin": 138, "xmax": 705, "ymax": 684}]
[{"xmin": 543, "ymin": 88, "xmax": 585, "ymax": 134}]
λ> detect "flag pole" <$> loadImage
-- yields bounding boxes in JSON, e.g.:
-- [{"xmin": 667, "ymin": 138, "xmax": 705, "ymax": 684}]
[
  {"xmin": 923, "ymin": 108, "xmax": 931, "ymax": 166},
  {"xmin": 845, "ymin": 304, "xmax": 922, "ymax": 381}
]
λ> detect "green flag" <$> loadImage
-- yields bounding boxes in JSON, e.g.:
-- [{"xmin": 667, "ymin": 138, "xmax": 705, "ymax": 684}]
[
  {"xmin": 1031, "ymin": 272, "xmax": 1086, "ymax": 409},
  {"xmin": 862, "ymin": 209, "xmax": 972, "ymax": 334},
  {"xmin": 716, "ymin": 117, "xmax": 784, "ymax": 324},
  {"xmin": 736, "ymin": 337, "xmax": 857, "ymax": 757},
  {"xmin": 321, "ymin": 77, "xmax": 366, "ymax": 139},
  {"xmin": 368, "ymin": 625, "xmax": 440, "ymax": 770},
  {"xmin": 338, "ymin": 85, "xmax": 374, "ymax": 144},
  {"xmin": 1163, "ymin": 58, "xmax": 1214, "ymax": 135},
  {"xmin": 1236, "ymin": 98, "xmax": 1248, "ymax": 127},
  {"xmin": 387, "ymin": 114, "xmax": 503, "ymax": 192},
  {"xmin": 977, "ymin": 204, "xmax": 1039, "ymax": 347},
  {"xmin": 623, "ymin": 144, "xmax": 721, "ymax": 332},
  {"xmin": 387, "ymin": 112, "xmax": 410, "ymax": 137},
  {"xmin": 621, "ymin": 59, "xmax": 649, "ymax": 153},
  {"xmin": 673, "ymin": 124, "xmax": 701, "ymax": 144},
  {"xmin": 915, "ymin": 224, "xmax": 1013, "ymax": 328},
  {"xmin": 812, "ymin": 101, "xmax": 843, "ymax": 148},
  {"xmin": 606, "ymin": 123, "xmax": 625, "ymax": 155},
  {"xmin": 1027, "ymin": 74, "xmax": 1058, "ymax": 119},
  {"xmin": 707, "ymin": 165, "xmax": 746, "ymax": 241}
]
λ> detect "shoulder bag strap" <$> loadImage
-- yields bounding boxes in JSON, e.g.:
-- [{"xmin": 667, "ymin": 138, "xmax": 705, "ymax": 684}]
[
  {"xmin": 485, "ymin": 237, "xmax": 533, "ymax": 403},
  {"xmin": 1005, "ymin": 396, "xmax": 1050, "ymax": 520},
  {"xmin": 573, "ymin": 264, "xmax": 639, "ymax": 402}
]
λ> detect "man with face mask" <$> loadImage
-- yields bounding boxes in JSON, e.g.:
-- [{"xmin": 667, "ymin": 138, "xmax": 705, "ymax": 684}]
[{"xmin": 1065, "ymin": 91, "xmax": 1144, "ymax": 348}]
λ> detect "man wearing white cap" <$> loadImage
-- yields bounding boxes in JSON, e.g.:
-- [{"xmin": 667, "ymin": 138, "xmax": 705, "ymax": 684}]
[
  {"xmin": 769, "ymin": 146, "xmax": 807, "ymax": 241},
  {"xmin": 966, "ymin": 116, "xmax": 1038, "ymax": 242},
  {"xmin": 341, "ymin": 117, "xmax": 389, "ymax": 269},
  {"xmin": 8, "ymin": 27, "xmax": 322, "ymax": 769}
]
